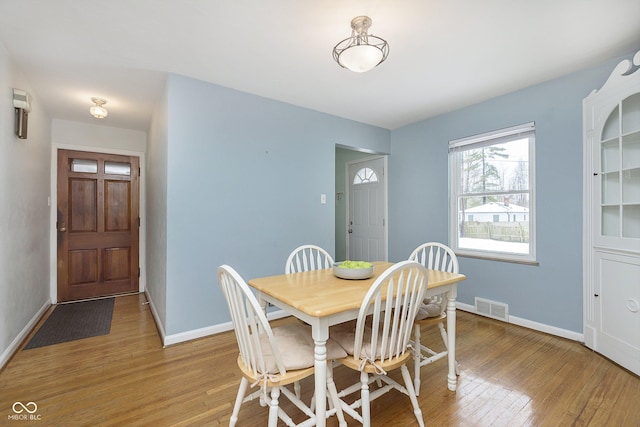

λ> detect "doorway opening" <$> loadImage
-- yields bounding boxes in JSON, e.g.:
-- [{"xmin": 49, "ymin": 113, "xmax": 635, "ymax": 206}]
[{"xmin": 335, "ymin": 146, "xmax": 388, "ymax": 262}]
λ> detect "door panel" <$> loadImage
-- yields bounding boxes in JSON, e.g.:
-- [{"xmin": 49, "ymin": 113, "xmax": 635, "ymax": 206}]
[
  {"xmin": 70, "ymin": 179, "xmax": 97, "ymax": 231},
  {"xmin": 594, "ymin": 251, "xmax": 640, "ymax": 374},
  {"xmin": 68, "ymin": 250, "xmax": 98, "ymax": 285},
  {"xmin": 57, "ymin": 149, "xmax": 139, "ymax": 302},
  {"xmin": 104, "ymin": 248, "xmax": 131, "ymax": 281},
  {"xmin": 105, "ymin": 180, "xmax": 131, "ymax": 231},
  {"xmin": 348, "ymin": 157, "xmax": 387, "ymax": 262}
]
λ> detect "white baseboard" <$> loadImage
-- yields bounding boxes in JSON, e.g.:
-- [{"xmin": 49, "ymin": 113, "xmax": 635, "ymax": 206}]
[
  {"xmin": 144, "ymin": 289, "xmax": 228, "ymax": 347},
  {"xmin": 1, "ymin": 297, "xmax": 294, "ymax": 367},
  {"xmin": 158, "ymin": 305, "xmax": 291, "ymax": 347},
  {"xmin": 456, "ymin": 302, "xmax": 583, "ymax": 342},
  {"xmin": 144, "ymin": 291, "xmax": 166, "ymax": 345},
  {"xmin": 0, "ymin": 300, "xmax": 51, "ymax": 369},
  {"xmin": 163, "ymin": 309, "xmax": 290, "ymax": 346},
  {"xmin": 164, "ymin": 321, "xmax": 232, "ymax": 346},
  {"xmin": 146, "ymin": 297, "xmax": 583, "ymax": 348}
]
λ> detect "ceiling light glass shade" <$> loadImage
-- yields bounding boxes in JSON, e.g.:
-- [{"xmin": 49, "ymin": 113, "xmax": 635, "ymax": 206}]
[
  {"xmin": 336, "ymin": 44, "xmax": 384, "ymax": 73},
  {"xmin": 90, "ymin": 97, "xmax": 108, "ymax": 118},
  {"xmin": 333, "ymin": 16, "xmax": 389, "ymax": 73},
  {"xmin": 90, "ymin": 105, "xmax": 107, "ymax": 118}
]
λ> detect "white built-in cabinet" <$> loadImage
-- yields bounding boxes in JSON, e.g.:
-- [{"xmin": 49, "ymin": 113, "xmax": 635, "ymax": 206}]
[{"xmin": 583, "ymin": 51, "xmax": 640, "ymax": 375}]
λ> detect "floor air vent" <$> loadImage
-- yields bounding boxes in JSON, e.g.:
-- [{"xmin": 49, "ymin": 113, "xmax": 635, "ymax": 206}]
[{"xmin": 474, "ymin": 297, "xmax": 509, "ymax": 322}]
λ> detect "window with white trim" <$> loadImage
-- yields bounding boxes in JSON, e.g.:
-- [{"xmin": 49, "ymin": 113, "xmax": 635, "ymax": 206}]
[{"xmin": 449, "ymin": 122, "xmax": 536, "ymax": 263}]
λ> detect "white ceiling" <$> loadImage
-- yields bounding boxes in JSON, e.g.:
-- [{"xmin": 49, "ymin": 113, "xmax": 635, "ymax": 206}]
[{"xmin": 1, "ymin": 1, "xmax": 639, "ymax": 132}]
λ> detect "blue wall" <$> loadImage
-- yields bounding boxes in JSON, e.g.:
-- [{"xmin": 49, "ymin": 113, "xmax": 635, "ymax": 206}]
[
  {"xmin": 388, "ymin": 53, "xmax": 634, "ymax": 332},
  {"xmin": 156, "ymin": 52, "xmax": 635, "ymax": 337},
  {"xmin": 163, "ymin": 74, "xmax": 390, "ymax": 334}
]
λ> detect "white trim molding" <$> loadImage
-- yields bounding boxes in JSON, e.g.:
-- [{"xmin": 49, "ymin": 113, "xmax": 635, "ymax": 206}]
[
  {"xmin": 0, "ymin": 300, "xmax": 51, "ymax": 369},
  {"xmin": 456, "ymin": 302, "xmax": 583, "ymax": 342},
  {"xmin": 161, "ymin": 307, "xmax": 290, "ymax": 347}
]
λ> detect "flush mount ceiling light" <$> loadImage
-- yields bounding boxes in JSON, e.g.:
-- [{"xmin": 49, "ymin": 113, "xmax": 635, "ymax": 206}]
[
  {"xmin": 90, "ymin": 97, "xmax": 108, "ymax": 119},
  {"xmin": 333, "ymin": 16, "xmax": 389, "ymax": 73}
]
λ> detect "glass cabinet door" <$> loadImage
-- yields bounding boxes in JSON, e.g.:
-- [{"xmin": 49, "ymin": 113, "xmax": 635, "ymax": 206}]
[{"xmin": 599, "ymin": 93, "xmax": 640, "ymax": 243}]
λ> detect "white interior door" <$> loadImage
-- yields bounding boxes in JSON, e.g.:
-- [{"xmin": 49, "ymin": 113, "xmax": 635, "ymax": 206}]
[{"xmin": 347, "ymin": 157, "xmax": 387, "ymax": 261}]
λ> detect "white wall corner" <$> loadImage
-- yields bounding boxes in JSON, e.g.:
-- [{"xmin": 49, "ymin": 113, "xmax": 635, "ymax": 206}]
[{"xmin": 144, "ymin": 291, "xmax": 166, "ymax": 346}]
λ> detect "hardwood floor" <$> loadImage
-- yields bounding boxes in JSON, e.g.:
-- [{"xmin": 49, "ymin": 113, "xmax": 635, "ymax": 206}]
[{"xmin": 1, "ymin": 293, "xmax": 638, "ymax": 426}]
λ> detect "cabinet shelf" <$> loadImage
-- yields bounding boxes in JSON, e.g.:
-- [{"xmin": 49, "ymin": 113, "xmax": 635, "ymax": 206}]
[
  {"xmin": 621, "ymin": 129, "xmax": 640, "ymax": 139},
  {"xmin": 623, "ymin": 168, "xmax": 640, "ymax": 204},
  {"xmin": 600, "ymin": 142, "xmax": 619, "ymax": 174},
  {"xmin": 622, "ymin": 93, "xmax": 640, "ymax": 134},
  {"xmin": 622, "ymin": 132, "xmax": 640, "ymax": 169},
  {"xmin": 595, "ymin": 90, "xmax": 640, "ymax": 239},
  {"xmin": 623, "ymin": 205, "xmax": 640, "ymax": 238},
  {"xmin": 601, "ymin": 172, "xmax": 620, "ymax": 204},
  {"xmin": 601, "ymin": 106, "xmax": 620, "ymax": 141}
]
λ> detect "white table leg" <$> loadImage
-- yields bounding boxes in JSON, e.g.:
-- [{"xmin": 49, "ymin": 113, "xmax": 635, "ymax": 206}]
[
  {"xmin": 446, "ymin": 286, "xmax": 458, "ymax": 391},
  {"xmin": 258, "ymin": 295, "xmax": 268, "ymax": 315},
  {"xmin": 313, "ymin": 323, "xmax": 328, "ymax": 427}
]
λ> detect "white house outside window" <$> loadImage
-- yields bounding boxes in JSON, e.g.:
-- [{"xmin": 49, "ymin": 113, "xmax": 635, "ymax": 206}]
[{"xmin": 449, "ymin": 122, "xmax": 536, "ymax": 263}]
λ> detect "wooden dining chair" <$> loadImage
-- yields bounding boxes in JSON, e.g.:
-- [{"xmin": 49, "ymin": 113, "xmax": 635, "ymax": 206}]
[
  {"xmin": 408, "ymin": 242, "xmax": 460, "ymax": 395},
  {"xmin": 218, "ymin": 265, "xmax": 347, "ymax": 427},
  {"xmin": 284, "ymin": 244, "xmax": 335, "ymax": 398},
  {"xmin": 331, "ymin": 261, "xmax": 428, "ymax": 427},
  {"xmin": 285, "ymin": 244, "xmax": 334, "ymax": 274}
]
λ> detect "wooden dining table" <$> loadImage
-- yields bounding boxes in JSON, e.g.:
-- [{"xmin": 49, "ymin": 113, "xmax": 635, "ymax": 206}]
[{"xmin": 248, "ymin": 261, "xmax": 466, "ymax": 427}]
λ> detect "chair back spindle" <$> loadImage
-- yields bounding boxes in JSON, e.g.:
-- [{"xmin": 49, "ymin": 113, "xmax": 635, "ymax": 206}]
[
  {"xmin": 285, "ymin": 244, "xmax": 334, "ymax": 274},
  {"xmin": 353, "ymin": 261, "xmax": 429, "ymax": 365},
  {"xmin": 409, "ymin": 242, "xmax": 459, "ymax": 273}
]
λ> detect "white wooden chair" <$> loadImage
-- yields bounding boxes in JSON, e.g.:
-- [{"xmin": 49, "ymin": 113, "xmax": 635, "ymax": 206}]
[
  {"xmin": 285, "ymin": 245, "xmax": 334, "ymax": 274},
  {"xmin": 331, "ymin": 261, "xmax": 428, "ymax": 427},
  {"xmin": 284, "ymin": 244, "xmax": 335, "ymax": 398},
  {"xmin": 408, "ymin": 242, "xmax": 460, "ymax": 395},
  {"xmin": 218, "ymin": 265, "xmax": 347, "ymax": 427}
]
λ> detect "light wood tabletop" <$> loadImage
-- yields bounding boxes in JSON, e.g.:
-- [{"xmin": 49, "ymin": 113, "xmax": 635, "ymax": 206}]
[{"xmin": 248, "ymin": 261, "xmax": 466, "ymax": 318}]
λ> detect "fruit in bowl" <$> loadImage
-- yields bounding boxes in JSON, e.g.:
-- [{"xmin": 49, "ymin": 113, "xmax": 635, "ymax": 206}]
[
  {"xmin": 333, "ymin": 260, "xmax": 374, "ymax": 280},
  {"xmin": 339, "ymin": 260, "xmax": 373, "ymax": 269}
]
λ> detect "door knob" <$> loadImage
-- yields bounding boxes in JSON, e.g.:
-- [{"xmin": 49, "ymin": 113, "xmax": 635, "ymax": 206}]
[
  {"xmin": 58, "ymin": 223, "xmax": 67, "ymax": 232},
  {"xmin": 348, "ymin": 228, "xmax": 353, "ymax": 233}
]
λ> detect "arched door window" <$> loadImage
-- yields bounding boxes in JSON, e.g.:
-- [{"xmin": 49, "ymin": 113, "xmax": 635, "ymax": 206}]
[{"xmin": 353, "ymin": 167, "xmax": 379, "ymax": 184}]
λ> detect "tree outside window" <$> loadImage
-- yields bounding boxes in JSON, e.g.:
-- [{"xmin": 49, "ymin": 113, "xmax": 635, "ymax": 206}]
[{"xmin": 449, "ymin": 123, "xmax": 536, "ymax": 263}]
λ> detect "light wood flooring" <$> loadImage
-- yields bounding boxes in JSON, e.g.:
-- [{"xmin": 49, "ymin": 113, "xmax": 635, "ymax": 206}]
[{"xmin": 1, "ymin": 293, "xmax": 638, "ymax": 426}]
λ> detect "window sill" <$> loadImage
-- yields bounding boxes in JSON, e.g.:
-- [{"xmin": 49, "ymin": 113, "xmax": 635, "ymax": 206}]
[{"xmin": 455, "ymin": 251, "xmax": 539, "ymax": 266}]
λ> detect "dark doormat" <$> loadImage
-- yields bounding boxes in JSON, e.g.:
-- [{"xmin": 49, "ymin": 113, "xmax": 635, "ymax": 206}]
[{"xmin": 24, "ymin": 298, "xmax": 115, "ymax": 350}]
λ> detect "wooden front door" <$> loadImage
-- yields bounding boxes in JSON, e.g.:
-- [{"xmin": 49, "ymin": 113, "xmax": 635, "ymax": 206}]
[{"xmin": 57, "ymin": 149, "xmax": 140, "ymax": 302}]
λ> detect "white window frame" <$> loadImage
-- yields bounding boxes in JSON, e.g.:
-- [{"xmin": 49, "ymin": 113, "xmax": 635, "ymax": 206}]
[{"xmin": 449, "ymin": 122, "xmax": 537, "ymax": 264}]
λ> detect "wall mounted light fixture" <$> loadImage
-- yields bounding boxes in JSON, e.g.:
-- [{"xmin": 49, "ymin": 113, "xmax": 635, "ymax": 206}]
[
  {"xmin": 333, "ymin": 16, "xmax": 389, "ymax": 73},
  {"xmin": 13, "ymin": 88, "xmax": 31, "ymax": 139},
  {"xmin": 90, "ymin": 97, "xmax": 108, "ymax": 118}
]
